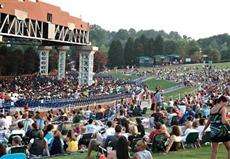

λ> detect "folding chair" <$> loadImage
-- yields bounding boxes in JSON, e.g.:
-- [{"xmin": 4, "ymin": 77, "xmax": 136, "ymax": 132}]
[
  {"xmin": 151, "ymin": 134, "xmax": 167, "ymax": 153},
  {"xmin": 171, "ymin": 116, "xmax": 179, "ymax": 126},
  {"xmin": 201, "ymin": 131, "xmax": 211, "ymax": 145},
  {"xmin": 159, "ymin": 116, "xmax": 167, "ymax": 125},
  {"xmin": 131, "ymin": 138, "xmax": 143, "ymax": 152},
  {"xmin": 10, "ymin": 146, "xmax": 27, "ymax": 154},
  {"xmin": 184, "ymin": 132, "xmax": 200, "ymax": 148},
  {"xmin": 142, "ymin": 108, "xmax": 147, "ymax": 114},
  {"xmin": 0, "ymin": 153, "xmax": 26, "ymax": 159},
  {"xmin": 78, "ymin": 133, "xmax": 93, "ymax": 147},
  {"xmin": 8, "ymin": 134, "xmax": 23, "ymax": 145}
]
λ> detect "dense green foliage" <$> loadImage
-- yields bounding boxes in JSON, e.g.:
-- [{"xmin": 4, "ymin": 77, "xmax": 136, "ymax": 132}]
[
  {"xmin": 108, "ymin": 40, "xmax": 124, "ymax": 67},
  {"xmin": 1, "ymin": 24, "xmax": 230, "ymax": 75},
  {"xmin": 0, "ymin": 45, "xmax": 39, "ymax": 75},
  {"xmin": 90, "ymin": 25, "xmax": 230, "ymax": 68}
]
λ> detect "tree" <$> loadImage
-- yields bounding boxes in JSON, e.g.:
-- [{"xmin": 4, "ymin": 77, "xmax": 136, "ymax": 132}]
[
  {"xmin": 108, "ymin": 40, "xmax": 124, "ymax": 68},
  {"xmin": 139, "ymin": 34, "xmax": 149, "ymax": 55},
  {"xmin": 90, "ymin": 25, "xmax": 111, "ymax": 53},
  {"xmin": 133, "ymin": 38, "xmax": 144, "ymax": 58},
  {"xmin": 154, "ymin": 35, "xmax": 164, "ymax": 54},
  {"xmin": 148, "ymin": 38, "xmax": 155, "ymax": 57},
  {"xmin": 128, "ymin": 28, "xmax": 136, "ymax": 38},
  {"xmin": 169, "ymin": 31, "xmax": 182, "ymax": 40},
  {"xmin": 163, "ymin": 40, "xmax": 178, "ymax": 55},
  {"xmin": 6, "ymin": 46, "xmax": 24, "ymax": 75},
  {"xmin": 221, "ymin": 48, "xmax": 230, "ymax": 60},
  {"xmin": 205, "ymin": 49, "xmax": 221, "ymax": 62},
  {"xmin": 94, "ymin": 51, "xmax": 107, "ymax": 72},
  {"xmin": 49, "ymin": 48, "xmax": 58, "ymax": 72},
  {"xmin": 176, "ymin": 40, "xmax": 188, "ymax": 57},
  {"xmin": 0, "ymin": 44, "xmax": 8, "ymax": 75},
  {"xmin": 113, "ymin": 29, "xmax": 129, "ymax": 46},
  {"xmin": 191, "ymin": 51, "xmax": 202, "ymax": 63},
  {"xmin": 23, "ymin": 46, "xmax": 39, "ymax": 74},
  {"xmin": 186, "ymin": 40, "xmax": 200, "ymax": 56},
  {"xmin": 124, "ymin": 37, "xmax": 135, "ymax": 66}
]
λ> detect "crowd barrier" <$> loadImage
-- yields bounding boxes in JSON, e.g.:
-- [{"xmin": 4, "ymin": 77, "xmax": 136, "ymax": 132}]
[{"xmin": 0, "ymin": 89, "xmax": 142, "ymax": 111}]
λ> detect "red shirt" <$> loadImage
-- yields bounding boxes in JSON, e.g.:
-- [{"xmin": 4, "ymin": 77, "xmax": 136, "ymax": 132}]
[{"xmin": 149, "ymin": 129, "xmax": 161, "ymax": 142}]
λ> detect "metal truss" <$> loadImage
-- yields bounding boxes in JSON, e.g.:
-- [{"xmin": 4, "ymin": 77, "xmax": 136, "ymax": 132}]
[
  {"xmin": 54, "ymin": 25, "xmax": 89, "ymax": 45},
  {"xmin": 0, "ymin": 13, "xmax": 90, "ymax": 45}
]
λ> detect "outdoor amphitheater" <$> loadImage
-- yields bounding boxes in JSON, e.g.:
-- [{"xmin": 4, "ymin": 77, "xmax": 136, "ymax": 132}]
[{"xmin": 0, "ymin": 1, "xmax": 230, "ymax": 159}]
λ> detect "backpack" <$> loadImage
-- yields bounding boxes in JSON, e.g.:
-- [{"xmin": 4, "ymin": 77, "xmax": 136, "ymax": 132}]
[{"xmin": 50, "ymin": 138, "xmax": 63, "ymax": 155}]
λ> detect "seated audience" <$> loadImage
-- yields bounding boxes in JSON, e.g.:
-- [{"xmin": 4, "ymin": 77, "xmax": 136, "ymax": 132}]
[
  {"xmin": 50, "ymin": 130, "xmax": 64, "ymax": 155},
  {"xmin": 0, "ymin": 143, "xmax": 6, "ymax": 157},
  {"xmin": 27, "ymin": 130, "xmax": 50, "ymax": 157},
  {"xmin": 133, "ymin": 139, "xmax": 153, "ymax": 159},
  {"xmin": 164, "ymin": 125, "xmax": 182, "ymax": 155},
  {"xmin": 65, "ymin": 130, "xmax": 78, "ymax": 153},
  {"xmin": 107, "ymin": 136, "xmax": 129, "ymax": 159}
]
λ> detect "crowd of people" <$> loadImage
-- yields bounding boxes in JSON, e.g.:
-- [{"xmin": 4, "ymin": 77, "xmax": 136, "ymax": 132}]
[
  {"xmin": 0, "ymin": 73, "xmax": 142, "ymax": 102},
  {"xmin": 0, "ymin": 64, "xmax": 229, "ymax": 159}
]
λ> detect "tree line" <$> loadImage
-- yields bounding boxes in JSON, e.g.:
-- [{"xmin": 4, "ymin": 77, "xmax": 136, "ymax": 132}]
[
  {"xmin": 107, "ymin": 35, "xmax": 223, "ymax": 67},
  {"xmin": 0, "ymin": 24, "xmax": 230, "ymax": 75},
  {"xmin": 0, "ymin": 44, "xmax": 107, "ymax": 76}
]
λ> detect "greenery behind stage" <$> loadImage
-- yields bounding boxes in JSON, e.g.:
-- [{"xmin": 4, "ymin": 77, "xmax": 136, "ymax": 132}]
[{"xmin": 1, "ymin": 24, "xmax": 230, "ymax": 75}]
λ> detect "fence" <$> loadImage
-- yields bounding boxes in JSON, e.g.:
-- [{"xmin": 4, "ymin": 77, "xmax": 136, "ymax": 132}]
[{"xmin": 0, "ymin": 89, "xmax": 143, "ymax": 112}]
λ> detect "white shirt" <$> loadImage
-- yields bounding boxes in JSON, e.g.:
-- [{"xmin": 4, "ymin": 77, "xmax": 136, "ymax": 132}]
[
  {"xmin": 196, "ymin": 125, "xmax": 210, "ymax": 140},
  {"xmin": 168, "ymin": 100, "xmax": 174, "ymax": 107},
  {"xmin": 136, "ymin": 150, "xmax": 153, "ymax": 159},
  {"xmin": 4, "ymin": 117, "xmax": 11, "ymax": 129},
  {"xmin": 10, "ymin": 129, "xmax": 25, "ymax": 137},
  {"xmin": 0, "ymin": 118, "xmax": 7, "ymax": 129},
  {"xmin": 85, "ymin": 124, "xmax": 97, "ymax": 134},
  {"xmin": 105, "ymin": 127, "xmax": 115, "ymax": 137},
  {"xmin": 178, "ymin": 105, "xmax": 186, "ymax": 115}
]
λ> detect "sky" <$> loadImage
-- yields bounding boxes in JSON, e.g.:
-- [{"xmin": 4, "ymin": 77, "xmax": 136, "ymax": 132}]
[{"xmin": 42, "ymin": 0, "xmax": 230, "ymax": 40}]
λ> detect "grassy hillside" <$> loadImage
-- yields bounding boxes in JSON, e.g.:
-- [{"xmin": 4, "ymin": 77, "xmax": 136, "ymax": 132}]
[{"xmin": 145, "ymin": 79, "xmax": 177, "ymax": 90}]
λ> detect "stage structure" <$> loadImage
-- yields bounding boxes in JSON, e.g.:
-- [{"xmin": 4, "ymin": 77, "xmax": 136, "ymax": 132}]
[{"xmin": 0, "ymin": 0, "xmax": 97, "ymax": 85}]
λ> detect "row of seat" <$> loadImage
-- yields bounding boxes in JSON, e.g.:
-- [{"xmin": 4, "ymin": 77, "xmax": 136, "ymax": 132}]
[
  {"xmin": 151, "ymin": 131, "xmax": 211, "ymax": 153},
  {"xmin": 0, "ymin": 92, "xmax": 133, "ymax": 109}
]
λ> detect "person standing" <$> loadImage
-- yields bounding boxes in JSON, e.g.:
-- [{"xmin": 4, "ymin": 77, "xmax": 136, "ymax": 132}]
[{"xmin": 203, "ymin": 95, "xmax": 230, "ymax": 159}]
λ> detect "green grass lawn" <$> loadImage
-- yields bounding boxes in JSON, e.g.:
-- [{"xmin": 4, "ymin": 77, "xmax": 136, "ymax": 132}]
[
  {"xmin": 145, "ymin": 79, "xmax": 177, "ymax": 90},
  {"xmin": 183, "ymin": 62, "xmax": 230, "ymax": 69},
  {"xmin": 49, "ymin": 145, "xmax": 227, "ymax": 159},
  {"xmin": 210, "ymin": 62, "xmax": 230, "ymax": 68},
  {"xmin": 164, "ymin": 86, "xmax": 197, "ymax": 101},
  {"xmin": 102, "ymin": 70, "xmax": 138, "ymax": 80}
]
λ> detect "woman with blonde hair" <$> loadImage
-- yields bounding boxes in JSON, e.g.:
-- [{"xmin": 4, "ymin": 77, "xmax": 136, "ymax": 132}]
[
  {"xmin": 65, "ymin": 130, "xmax": 78, "ymax": 153},
  {"xmin": 133, "ymin": 139, "xmax": 153, "ymax": 159}
]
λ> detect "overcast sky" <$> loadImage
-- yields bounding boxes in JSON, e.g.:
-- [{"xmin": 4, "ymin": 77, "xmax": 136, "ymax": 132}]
[{"xmin": 42, "ymin": 0, "xmax": 230, "ymax": 40}]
